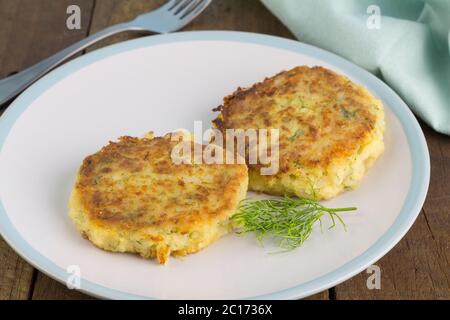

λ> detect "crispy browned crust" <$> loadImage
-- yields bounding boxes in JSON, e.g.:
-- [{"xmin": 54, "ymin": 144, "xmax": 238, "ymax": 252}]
[
  {"xmin": 75, "ymin": 135, "xmax": 247, "ymax": 230},
  {"xmin": 213, "ymin": 66, "xmax": 381, "ymax": 172},
  {"xmin": 70, "ymin": 134, "xmax": 248, "ymax": 263}
]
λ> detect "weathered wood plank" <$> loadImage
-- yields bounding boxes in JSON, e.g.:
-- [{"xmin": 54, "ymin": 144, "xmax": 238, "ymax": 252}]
[
  {"xmin": 31, "ymin": 272, "xmax": 94, "ymax": 300},
  {"xmin": 304, "ymin": 291, "xmax": 329, "ymax": 300},
  {"xmin": 333, "ymin": 124, "xmax": 450, "ymax": 299},
  {"xmin": 0, "ymin": 0, "xmax": 95, "ymax": 78},
  {"xmin": 0, "ymin": 238, "xmax": 35, "ymax": 299},
  {"xmin": 185, "ymin": 0, "xmax": 294, "ymax": 37},
  {"xmin": 0, "ymin": 0, "xmax": 23, "ymax": 77}
]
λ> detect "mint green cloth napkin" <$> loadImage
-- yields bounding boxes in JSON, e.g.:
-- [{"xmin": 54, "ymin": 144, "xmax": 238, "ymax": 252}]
[{"xmin": 261, "ymin": 0, "xmax": 450, "ymax": 135}]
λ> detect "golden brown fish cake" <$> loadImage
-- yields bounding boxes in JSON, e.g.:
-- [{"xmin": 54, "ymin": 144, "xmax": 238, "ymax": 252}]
[
  {"xmin": 69, "ymin": 133, "xmax": 248, "ymax": 264},
  {"xmin": 213, "ymin": 66, "xmax": 384, "ymax": 199}
]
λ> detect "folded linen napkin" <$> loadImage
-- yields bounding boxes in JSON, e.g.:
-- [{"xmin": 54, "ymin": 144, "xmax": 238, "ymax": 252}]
[{"xmin": 261, "ymin": 0, "xmax": 450, "ymax": 135}]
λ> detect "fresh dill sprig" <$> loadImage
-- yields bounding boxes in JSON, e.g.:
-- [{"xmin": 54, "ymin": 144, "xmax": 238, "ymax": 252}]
[{"xmin": 230, "ymin": 196, "xmax": 356, "ymax": 251}]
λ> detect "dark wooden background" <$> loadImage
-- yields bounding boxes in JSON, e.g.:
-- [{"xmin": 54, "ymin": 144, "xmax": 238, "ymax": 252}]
[{"xmin": 0, "ymin": 0, "xmax": 449, "ymax": 300}]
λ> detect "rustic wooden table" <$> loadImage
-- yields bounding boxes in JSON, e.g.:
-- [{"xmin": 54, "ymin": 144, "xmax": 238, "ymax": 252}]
[{"xmin": 0, "ymin": 0, "xmax": 449, "ymax": 300}]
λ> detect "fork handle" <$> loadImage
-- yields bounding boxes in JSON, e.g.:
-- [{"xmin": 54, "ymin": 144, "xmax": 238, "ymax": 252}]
[{"xmin": 0, "ymin": 22, "xmax": 137, "ymax": 106}]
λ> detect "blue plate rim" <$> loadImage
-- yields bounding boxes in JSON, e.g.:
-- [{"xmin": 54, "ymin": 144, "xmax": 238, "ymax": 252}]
[{"xmin": 0, "ymin": 30, "xmax": 430, "ymax": 300}]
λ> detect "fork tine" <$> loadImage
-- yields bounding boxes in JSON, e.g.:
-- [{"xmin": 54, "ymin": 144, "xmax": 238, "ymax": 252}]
[
  {"xmin": 178, "ymin": 0, "xmax": 202, "ymax": 18},
  {"xmin": 158, "ymin": 0, "xmax": 180, "ymax": 11},
  {"xmin": 131, "ymin": 0, "xmax": 210, "ymax": 33},
  {"xmin": 179, "ymin": 0, "xmax": 211, "ymax": 20},
  {"xmin": 170, "ymin": 0, "xmax": 193, "ymax": 13}
]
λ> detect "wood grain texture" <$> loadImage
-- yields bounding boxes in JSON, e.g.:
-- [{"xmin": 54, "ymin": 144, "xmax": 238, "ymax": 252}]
[
  {"xmin": 31, "ymin": 273, "xmax": 94, "ymax": 300},
  {"xmin": 304, "ymin": 291, "xmax": 329, "ymax": 300},
  {"xmin": 0, "ymin": 0, "xmax": 94, "ymax": 78},
  {"xmin": 0, "ymin": 239, "xmax": 35, "ymax": 299},
  {"xmin": 0, "ymin": 0, "xmax": 449, "ymax": 300}
]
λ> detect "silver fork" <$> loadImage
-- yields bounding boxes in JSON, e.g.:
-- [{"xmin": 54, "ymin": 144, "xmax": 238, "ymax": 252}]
[{"xmin": 0, "ymin": 0, "xmax": 211, "ymax": 105}]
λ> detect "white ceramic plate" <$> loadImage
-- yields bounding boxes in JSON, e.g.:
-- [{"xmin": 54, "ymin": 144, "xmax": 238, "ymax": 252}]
[{"xmin": 0, "ymin": 31, "xmax": 429, "ymax": 299}]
